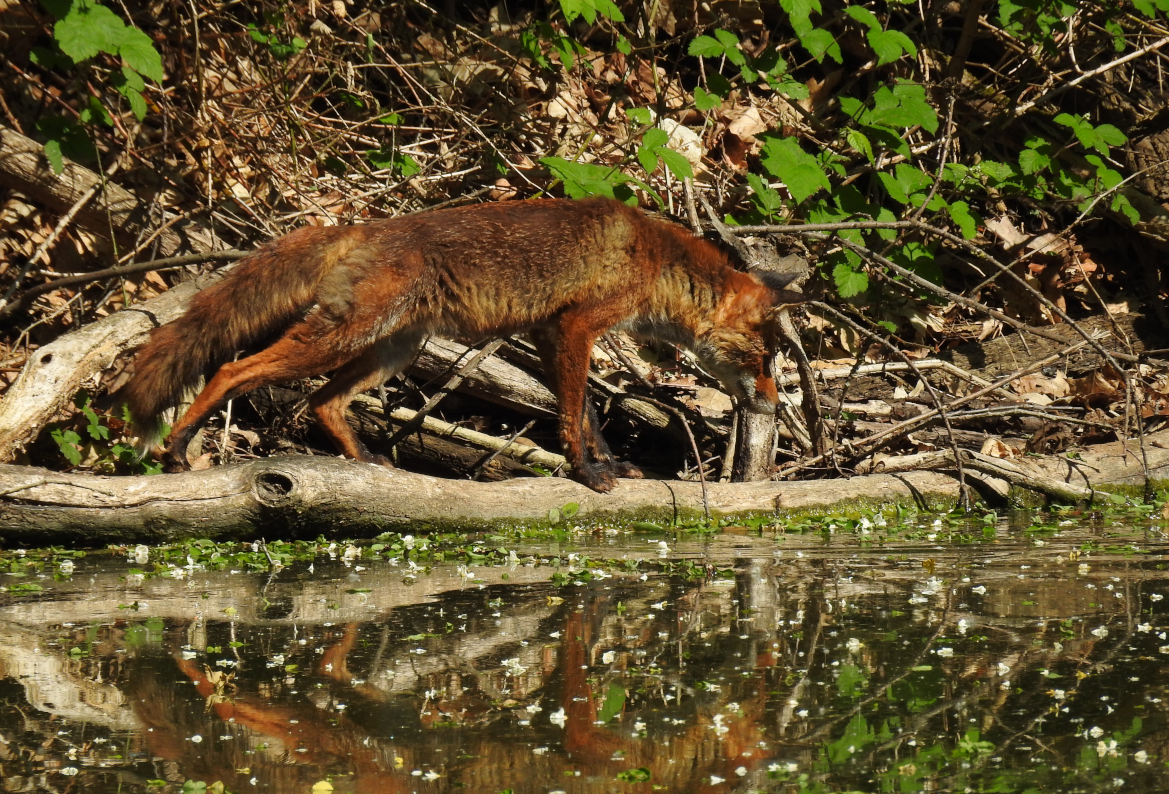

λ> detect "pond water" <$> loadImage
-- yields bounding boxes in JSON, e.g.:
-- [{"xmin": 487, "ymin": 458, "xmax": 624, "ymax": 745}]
[{"xmin": 1, "ymin": 507, "xmax": 1168, "ymax": 793}]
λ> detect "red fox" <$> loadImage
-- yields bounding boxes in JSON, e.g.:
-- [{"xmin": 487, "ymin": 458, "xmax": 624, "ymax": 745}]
[{"xmin": 122, "ymin": 197, "xmax": 803, "ymax": 491}]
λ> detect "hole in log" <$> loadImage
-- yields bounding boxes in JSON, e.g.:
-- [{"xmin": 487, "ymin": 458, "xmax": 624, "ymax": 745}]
[{"xmin": 254, "ymin": 470, "xmax": 296, "ymax": 505}]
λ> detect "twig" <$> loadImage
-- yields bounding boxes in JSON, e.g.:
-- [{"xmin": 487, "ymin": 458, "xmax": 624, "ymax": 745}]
[
  {"xmin": 634, "ymin": 394, "xmax": 711, "ymax": 525},
  {"xmin": 471, "ymin": 418, "xmax": 537, "ymax": 481},
  {"xmin": 780, "ymin": 337, "xmax": 1095, "ymax": 477},
  {"xmin": 0, "ymin": 250, "xmax": 246, "ymax": 323},
  {"xmin": 814, "ymin": 301, "xmax": 972, "ymax": 508},
  {"xmin": 384, "ymin": 338, "xmax": 506, "ymax": 451},
  {"xmin": 1013, "ymin": 35, "xmax": 1169, "ymax": 116}
]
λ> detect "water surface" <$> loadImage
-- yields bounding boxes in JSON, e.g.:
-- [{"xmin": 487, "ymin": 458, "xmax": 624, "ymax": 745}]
[{"xmin": 1, "ymin": 508, "xmax": 1168, "ymax": 793}]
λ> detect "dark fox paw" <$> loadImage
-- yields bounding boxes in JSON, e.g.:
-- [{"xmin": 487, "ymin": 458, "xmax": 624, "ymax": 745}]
[
  {"xmin": 161, "ymin": 448, "xmax": 190, "ymax": 473},
  {"xmin": 573, "ymin": 464, "xmax": 617, "ymax": 493},
  {"xmin": 609, "ymin": 461, "xmax": 644, "ymax": 479}
]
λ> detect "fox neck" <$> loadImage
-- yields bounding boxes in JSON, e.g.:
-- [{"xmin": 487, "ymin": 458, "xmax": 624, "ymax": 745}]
[{"xmin": 624, "ymin": 229, "xmax": 763, "ymax": 353}]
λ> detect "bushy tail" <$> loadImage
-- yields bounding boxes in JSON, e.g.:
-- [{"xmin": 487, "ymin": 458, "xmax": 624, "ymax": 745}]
[{"xmin": 121, "ymin": 226, "xmax": 353, "ymax": 448}]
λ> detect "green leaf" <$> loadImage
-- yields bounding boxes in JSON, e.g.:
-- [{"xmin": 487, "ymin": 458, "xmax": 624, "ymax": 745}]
[
  {"xmin": 870, "ymin": 83, "xmax": 938, "ymax": 133},
  {"xmin": 626, "ymin": 107, "xmax": 653, "ymax": 125},
  {"xmin": 55, "ymin": 2, "xmax": 127, "ymax": 62},
  {"xmin": 637, "ymin": 143, "xmax": 658, "ymax": 175},
  {"xmin": 592, "ymin": 0, "xmax": 625, "ymax": 22},
  {"xmin": 52, "ymin": 428, "xmax": 83, "ymax": 465},
  {"xmin": 694, "ymin": 86, "xmax": 720, "ymax": 112},
  {"xmin": 846, "ymin": 6, "xmax": 880, "ymax": 29},
  {"xmin": 597, "ymin": 682, "xmax": 626, "ymax": 722},
  {"xmin": 845, "ymin": 130, "xmax": 873, "ymax": 162},
  {"xmin": 657, "ymin": 147, "xmax": 694, "ymax": 180},
  {"xmin": 1095, "ymin": 123, "xmax": 1127, "ymax": 147},
  {"xmin": 519, "ymin": 27, "xmax": 551, "ymax": 70},
  {"xmin": 869, "ymin": 29, "xmax": 917, "ymax": 65},
  {"xmin": 877, "ymin": 171, "xmax": 909, "ymax": 204},
  {"xmin": 797, "ymin": 27, "xmax": 841, "ymax": 63},
  {"xmin": 715, "ymin": 29, "xmax": 745, "ymax": 66},
  {"xmin": 834, "ymin": 263, "xmax": 868, "ymax": 297},
  {"xmin": 30, "ymin": 45, "xmax": 74, "ymax": 70},
  {"xmin": 367, "ymin": 147, "xmax": 420, "ymax": 177},
  {"xmin": 541, "ymin": 156, "xmax": 651, "ymax": 206},
  {"xmin": 43, "ymin": 139, "xmax": 64, "ymax": 175},
  {"xmin": 746, "ymin": 174, "xmax": 783, "ymax": 218},
  {"xmin": 78, "ymin": 96, "xmax": 112, "ymax": 126},
  {"xmin": 707, "ymin": 72, "xmax": 733, "ymax": 97},
  {"xmin": 759, "ymin": 136, "xmax": 830, "ymax": 204},
  {"xmin": 616, "ymin": 34, "xmax": 631, "ymax": 54},
  {"xmin": 978, "ymin": 160, "xmax": 1017, "ymax": 183},
  {"xmin": 688, "ymin": 35, "xmax": 724, "ymax": 57},
  {"xmin": 117, "ymin": 25, "xmax": 163, "ymax": 82},
  {"xmin": 1111, "ymin": 193, "xmax": 1140, "ymax": 225},
  {"xmin": 640, "ymin": 127, "xmax": 668, "ymax": 150},
  {"xmin": 714, "ymin": 28, "xmax": 740, "ymax": 49},
  {"xmin": 559, "ymin": 0, "xmax": 591, "ymax": 23},
  {"xmin": 552, "ymin": 36, "xmax": 578, "ymax": 69},
  {"xmin": 1018, "ymin": 147, "xmax": 1049, "ymax": 175},
  {"xmin": 948, "ymin": 201, "xmax": 978, "ymax": 239},
  {"xmin": 616, "ymin": 767, "xmax": 651, "ymax": 783},
  {"xmin": 769, "ymin": 74, "xmax": 810, "ymax": 100}
]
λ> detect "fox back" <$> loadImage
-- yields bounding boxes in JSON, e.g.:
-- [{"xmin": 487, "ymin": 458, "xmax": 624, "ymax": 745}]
[{"xmin": 122, "ymin": 197, "xmax": 801, "ymax": 491}]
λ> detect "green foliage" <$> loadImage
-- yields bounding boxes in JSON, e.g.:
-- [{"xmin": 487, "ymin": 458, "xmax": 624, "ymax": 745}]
[
  {"xmin": 541, "ymin": 156, "xmax": 650, "ymax": 205},
  {"xmin": 759, "ymin": 136, "xmax": 830, "ymax": 204},
  {"xmin": 49, "ymin": 391, "xmax": 161, "ymax": 474},
  {"xmin": 616, "ymin": 767, "xmax": 651, "ymax": 783},
  {"xmin": 1054, "ymin": 112, "xmax": 1127, "ymax": 155},
  {"xmin": 596, "ymin": 682, "xmax": 626, "ymax": 722},
  {"xmin": 689, "ymin": 28, "xmax": 808, "ymax": 100},
  {"xmin": 846, "ymin": 6, "xmax": 918, "ymax": 65},
  {"xmin": 367, "ymin": 146, "xmax": 420, "ymax": 177},
  {"xmin": 246, "ymin": 11, "xmax": 307, "ymax": 60},
  {"xmin": 636, "ymin": 128, "xmax": 693, "ymax": 181},
  {"xmin": 559, "ymin": 0, "xmax": 624, "ymax": 24},
  {"xmin": 779, "ymin": 0, "xmax": 842, "ymax": 63},
  {"xmin": 33, "ymin": 0, "xmax": 163, "ymax": 172}
]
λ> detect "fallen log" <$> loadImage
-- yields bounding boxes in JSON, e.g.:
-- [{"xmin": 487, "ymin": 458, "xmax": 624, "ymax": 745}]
[{"xmin": 0, "ymin": 458, "xmax": 962, "ymax": 545}]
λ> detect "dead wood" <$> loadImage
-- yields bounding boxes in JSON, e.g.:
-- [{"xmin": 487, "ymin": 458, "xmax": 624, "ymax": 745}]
[
  {"xmin": 0, "ymin": 277, "xmax": 208, "ymax": 460},
  {"xmin": 6, "ymin": 426, "xmax": 1169, "ymax": 543},
  {"xmin": 0, "ymin": 125, "xmax": 216, "ymax": 257},
  {"xmin": 944, "ymin": 312, "xmax": 1166, "ymax": 379},
  {"xmin": 0, "ymin": 457, "xmax": 961, "ymax": 545},
  {"xmin": 860, "ymin": 449, "xmax": 1094, "ymax": 503}
]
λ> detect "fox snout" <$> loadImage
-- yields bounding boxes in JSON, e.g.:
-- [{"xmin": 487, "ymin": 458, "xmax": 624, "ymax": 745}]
[{"xmin": 735, "ymin": 372, "xmax": 780, "ymax": 414}]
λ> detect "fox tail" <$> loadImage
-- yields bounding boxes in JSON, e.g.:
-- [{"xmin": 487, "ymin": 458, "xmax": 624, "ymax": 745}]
[{"xmin": 121, "ymin": 227, "xmax": 350, "ymax": 449}]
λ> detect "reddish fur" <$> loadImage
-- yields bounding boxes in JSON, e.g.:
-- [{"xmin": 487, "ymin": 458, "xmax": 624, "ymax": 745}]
[{"xmin": 122, "ymin": 197, "xmax": 802, "ymax": 492}]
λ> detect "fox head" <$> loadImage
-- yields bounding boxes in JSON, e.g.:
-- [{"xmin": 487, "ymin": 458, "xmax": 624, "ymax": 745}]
[{"xmin": 696, "ymin": 268, "xmax": 805, "ymax": 415}]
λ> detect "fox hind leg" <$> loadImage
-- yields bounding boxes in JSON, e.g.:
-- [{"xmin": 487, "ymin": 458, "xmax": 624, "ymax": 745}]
[
  {"xmin": 162, "ymin": 326, "xmax": 360, "ymax": 471},
  {"xmin": 307, "ymin": 330, "xmax": 425, "ymax": 465}
]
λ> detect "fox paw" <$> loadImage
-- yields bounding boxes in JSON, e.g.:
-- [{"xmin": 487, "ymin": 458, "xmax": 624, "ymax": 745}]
[
  {"xmin": 573, "ymin": 465, "xmax": 617, "ymax": 493},
  {"xmin": 161, "ymin": 448, "xmax": 190, "ymax": 473},
  {"xmin": 610, "ymin": 461, "xmax": 644, "ymax": 479}
]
